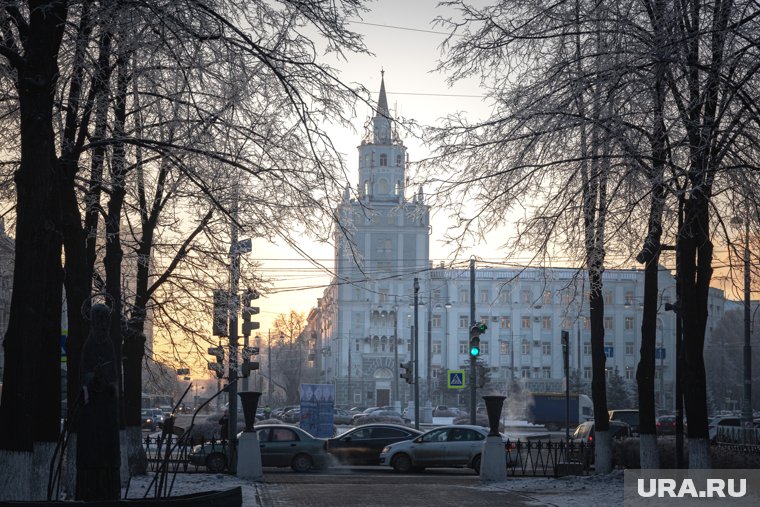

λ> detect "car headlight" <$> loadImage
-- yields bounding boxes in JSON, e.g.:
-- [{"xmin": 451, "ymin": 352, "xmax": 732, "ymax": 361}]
[
  {"xmin": 381, "ymin": 446, "xmax": 391, "ymax": 453},
  {"xmin": 192, "ymin": 445, "xmax": 202, "ymax": 454}
]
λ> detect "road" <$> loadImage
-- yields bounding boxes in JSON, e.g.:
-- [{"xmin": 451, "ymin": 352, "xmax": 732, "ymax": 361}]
[{"xmin": 254, "ymin": 467, "xmax": 545, "ymax": 507}]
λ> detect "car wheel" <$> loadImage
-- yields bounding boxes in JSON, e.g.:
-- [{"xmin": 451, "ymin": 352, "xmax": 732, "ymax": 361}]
[
  {"xmin": 472, "ymin": 455, "xmax": 481, "ymax": 474},
  {"xmin": 391, "ymin": 453, "xmax": 412, "ymax": 473},
  {"xmin": 205, "ymin": 452, "xmax": 227, "ymax": 473},
  {"xmin": 291, "ymin": 453, "xmax": 313, "ymax": 473}
]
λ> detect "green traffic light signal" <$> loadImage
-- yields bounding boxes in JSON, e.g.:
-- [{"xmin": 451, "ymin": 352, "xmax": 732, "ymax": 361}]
[{"xmin": 469, "ymin": 336, "xmax": 480, "ymax": 356}]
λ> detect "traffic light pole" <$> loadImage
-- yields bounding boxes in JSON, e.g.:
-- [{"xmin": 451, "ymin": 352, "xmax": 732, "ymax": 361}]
[
  {"xmin": 228, "ymin": 248, "xmax": 240, "ymax": 474},
  {"xmin": 470, "ymin": 258, "xmax": 476, "ymax": 425},
  {"xmin": 413, "ymin": 278, "xmax": 420, "ymax": 430}
]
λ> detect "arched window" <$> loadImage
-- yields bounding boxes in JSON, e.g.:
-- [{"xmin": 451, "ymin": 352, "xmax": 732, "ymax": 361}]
[
  {"xmin": 363, "ymin": 180, "xmax": 370, "ymax": 195},
  {"xmin": 396, "ymin": 154, "xmax": 402, "ymax": 166},
  {"xmin": 395, "ymin": 180, "xmax": 402, "ymax": 195},
  {"xmin": 380, "ymin": 153, "xmax": 387, "ymax": 166},
  {"xmin": 377, "ymin": 178, "xmax": 389, "ymax": 194}
]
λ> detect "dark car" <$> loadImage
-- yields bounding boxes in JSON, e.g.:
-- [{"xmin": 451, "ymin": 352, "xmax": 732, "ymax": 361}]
[
  {"xmin": 656, "ymin": 415, "xmax": 676, "ymax": 435},
  {"xmin": 141, "ymin": 409, "xmax": 156, "ymax": 431},
  {"xmin": 570, "ymin": 420, "xmax": 632, "ymax": 466},
  {"xmin": 608, "ymin": 409, "xmax": 639, "ymax": 435},
  {"xmin": 327, "ymin": 424, "xmax": 422, "ymax": 465},
  {"xmin": 190, "ymin": 424, "xmax": 329, "ymax": 473}
]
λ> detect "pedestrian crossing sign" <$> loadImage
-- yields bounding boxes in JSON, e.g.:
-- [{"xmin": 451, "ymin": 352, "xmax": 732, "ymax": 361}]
[{"xmin": 447, "ymin": 369, "xmax": 466, "ymax": 389}]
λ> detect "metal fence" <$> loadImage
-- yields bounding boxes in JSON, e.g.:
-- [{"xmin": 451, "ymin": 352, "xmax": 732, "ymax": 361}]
[
  {"xmin": 143, "ymin": 435, "xmax": 593, "ymax": 477},
  {"xmin": 143, "ymin": 434, "xmax": 226, "ymax": 473},
  {"xmin": 506, "ymin": 440, "xmax": 593, "ymax": 477},
  {"xmin": 716, "ymin": 426, "xmax": 760, "ymax": 449}
]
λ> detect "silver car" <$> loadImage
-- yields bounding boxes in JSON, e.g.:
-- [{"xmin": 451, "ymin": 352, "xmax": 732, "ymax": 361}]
[{"xmin": 379, "ymin": 424, "xmax": 507, "ymax": 473}]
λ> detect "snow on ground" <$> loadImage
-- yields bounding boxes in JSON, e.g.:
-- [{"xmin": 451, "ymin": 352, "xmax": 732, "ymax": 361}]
[
  {"xmin": 122, "ymin": 472, "xmax": 260, "ymax": 505},
  {"xmin": 122, "ymin": 471, "xmax": 624, "ymax": 507},
  {"xmin": 479, "ymin": 470, "xmax": 625, "ymax": 507}
]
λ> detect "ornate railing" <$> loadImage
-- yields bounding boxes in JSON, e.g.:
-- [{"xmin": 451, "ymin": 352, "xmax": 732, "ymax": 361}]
[
  {"xmin": 716, "ymin": 426, "xmax": 760, "ymax": 449},
  {"xmin": 143, "ymin": 434, "xmax": 222, "ymax": 473},
  {"xmin": 506, "ymin": 439, "xmax": 593, "ymax": 477}
]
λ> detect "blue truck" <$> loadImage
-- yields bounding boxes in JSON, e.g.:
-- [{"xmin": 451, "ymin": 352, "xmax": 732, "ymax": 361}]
[{"xmin": 526, "ymin": 393, "xmax": 594, "ymax": 430}]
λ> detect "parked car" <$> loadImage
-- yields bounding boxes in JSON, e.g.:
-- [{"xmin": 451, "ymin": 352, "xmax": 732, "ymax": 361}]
[
  {"xmin": 378, "ymin": 424, "xmax": 514, "ymax": 474},
  {"xmin": 327, "ymin": 424, "xmax": 422, "ymax": 465},
  {"xmin": 281, "ymin": 408, "xmax": 301, "ymax": 424},
  {"xmin": 608, "ymin": 409, "xmax": 639, "ymax": 435},
  {"xmin": 189, "ymin": 424, "xmax": 329, "ymax": 473},
  {"xmin": 656, "ymin": 415, "xmax": 677, "ymax": 435},
  {"xmin": 569, "ymin": 420, "xmax": 632, "ymax": 466},
  {"xmin": 333, "ymin": 408, "xmax": 353, "ymax": 425},
  {"xmin": 353, "ymin": 410, "xmax": 410, "ymax": 425},
  {"xmin": 708, "ymin": 416, "xmax": 741, "ymax": 442},
  {"xmin": 141, "ymin": 409, "xmax": 156, "ymax": 431}
]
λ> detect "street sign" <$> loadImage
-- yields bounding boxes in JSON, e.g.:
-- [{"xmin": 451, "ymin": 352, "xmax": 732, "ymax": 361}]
[{"xmin": 447, "ymin": 369, "xmax": 466, "ymax": 389}]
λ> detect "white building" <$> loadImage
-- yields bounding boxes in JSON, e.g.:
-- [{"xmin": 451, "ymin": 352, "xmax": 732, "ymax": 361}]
[{"xmin": 307, "ymin": 73, "xmax": 727, "ymax": 413}]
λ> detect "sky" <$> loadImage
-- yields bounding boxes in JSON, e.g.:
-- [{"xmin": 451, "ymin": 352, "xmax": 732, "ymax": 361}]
[{"xmin": 248, "ymin": 1, "xmax": 495, "ymax": 332}]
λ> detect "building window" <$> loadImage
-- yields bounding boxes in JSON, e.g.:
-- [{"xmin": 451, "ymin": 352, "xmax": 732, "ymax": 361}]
[
  {"xmin": 479, "ymin": 290, "xmax": 489, "ymax": 304},
  {"xmin": 432, "ymin": 289, "xmax": 441, "ymax": 302},
  {"xmin": 583, "ymin": 367, "xmax": 592, "ymax": 379},
  {"xmin": 479, "ymin": 315, "xmax": 489, "ymax": 327},
  {"xmin": 500, "ymin": 341, "xmax": 510, "ymax": 355},
  {"xmin": 459, "ymin": 315, "xmax": 469, "ymax": 328},
  {"xmin": 500, "ymin": 316, "xmax": 511, "ymax": 329},
  {"xmin": 583, "ymin": 343, "xmax": 592, "ymax": 355},
  {"xmin": 561, "ymin": 291, "xmax": 572, "ymax": 304},
  {"xmin": 543, "ymin": 291, "xmax": 552, "ymax": 305},
  {"xmin": 625, "ymin": 316, "xmax": 635, "ymax": 330},
  {"xmin": 582, "ymin": 317, "xmax": 590, "ymax": 330},
  {"xmin": 521, "ymin": 367, "xmax": 531, "ymax": 378},
  {"xmin": 481, "ymin": 341, "xmax": 489, "ymax": 354},
  {"xmin": 380, "ymin": 153, "xmax": 387, "ymax": 166},
  {"xmin": 432, "ymin": 314, "xmax": 441, "ymax": 328},
  {"xmin": 561, "ymin": 318, "xmax": 572, "ymax": 329},
  {"xmin": 604, "ymin": 343, "xmax": 614, "ymax": 358},
  {"xmin": 521, "ymin": 340, "xmax": 531, "ymax": 355},
  {"xmin": 624, "ymin": 291, "xmax": 634, "ymax": 306},
  {"xmin": 498, "ymin": 289, "xmax": 510, "ymax": 304},
  {"xmin": 379, "ymin": 288, "xmax": 389, "ymax": 303},
  {"xmin": 521, "ymin": 316, "xmax": 531, "ymax": 329},
  {"xmin": 521, "ymin": 290, "xmax": 532, "ymax": 304},
  {"xmin": 604, "ymin": 291, "xmax": 613, "ymax": 305},
  {"xmin": 542, "ymin": 367, "xmax": 552, "ymax": 379},
  {"xmin": 459, "ymin": 341, "xmax": 468, "ymax": 355},
  {"xmin": 625, "ymin": 366, "xmax": 634, "ymax": 380},
  {"xmin": 432, "ymin": 341, "xmax": 441, "ymax": 355},
  {"xmin": 625, "ymin": 342, "xmax": 634, "ymax": 356},
  {"xmin": 459, "ymin": 289, "xmax": 469, "ymax": 303},
  {"xmin": 541, "ymin": 316, "xmax": 552, "ymax": 330},
  {"xmin": 395, "ymin": 154, "xmax": 402, "ymax": 166},
  {"xmin": 542, "ymin": 342, "xmax": 551, "ymax": 355},
  {"xmin": 604, "ymin": 317, "xmax": 614, "ymax": 330}
]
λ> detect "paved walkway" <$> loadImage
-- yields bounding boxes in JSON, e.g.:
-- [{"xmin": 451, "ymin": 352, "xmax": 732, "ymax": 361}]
[{"xmin": 254, "ymin": 471, "xmax": 546, "ymax": 507}]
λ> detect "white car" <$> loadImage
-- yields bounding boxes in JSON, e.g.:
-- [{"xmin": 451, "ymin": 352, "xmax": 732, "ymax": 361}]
[{"xmin": 378, "ymin": 424, "xmax": 515, "ymax": 473}]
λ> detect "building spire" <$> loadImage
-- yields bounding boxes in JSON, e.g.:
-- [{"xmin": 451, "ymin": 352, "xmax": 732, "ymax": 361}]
[{"xmin": 377, "ymin": 68, "xmax": 390, "ymax": 118}]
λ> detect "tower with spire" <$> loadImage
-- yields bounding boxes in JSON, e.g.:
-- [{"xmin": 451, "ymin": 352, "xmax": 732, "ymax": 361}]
[{"xmin": 327, "ymin": 71, "xmax": 431, "ymax": 407}]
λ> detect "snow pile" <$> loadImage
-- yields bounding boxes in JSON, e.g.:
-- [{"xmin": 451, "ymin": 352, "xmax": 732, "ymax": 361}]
[
  {"xmin": 478, "ymin": 470, "xmax": 625, "ymax": 506},
  {"xmin": 122, "ymin": 473, "xmax": 260, "ymax": 505}
]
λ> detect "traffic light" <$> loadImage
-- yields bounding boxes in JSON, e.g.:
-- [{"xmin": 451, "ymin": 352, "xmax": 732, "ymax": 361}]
[
  {"xmin": 213, "ymin": 289, "xmax": 228, "ymax": 336},
  {"xmin": 469, "ymin": 322, "xmax": 487, "ymax": 356},
  {"xmin": 208, "ymin": 346, "xmax": 225, "ymax": 378},
  {"xmin": 400, "ymin": 361, "xmax": 413, "ymax": 384},
  {"xmin": 242, "ymin": 288, "xmax": 260, "ymax": 336},
  {"xmin": 241, "ymin": 345, "xmax": 260, "ymax": 378}
]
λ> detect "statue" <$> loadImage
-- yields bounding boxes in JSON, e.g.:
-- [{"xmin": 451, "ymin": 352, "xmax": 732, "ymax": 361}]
[{"xmin": 76, "ymin": 303, "xmax": 120, "ymax": 500}]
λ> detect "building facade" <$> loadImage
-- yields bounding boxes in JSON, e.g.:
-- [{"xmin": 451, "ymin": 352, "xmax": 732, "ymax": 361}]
[{"xmin": 307, "ymin": 73, "xmax": 727, "ymax": 414}]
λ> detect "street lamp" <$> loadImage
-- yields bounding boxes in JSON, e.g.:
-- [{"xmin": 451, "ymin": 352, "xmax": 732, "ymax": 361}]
[{"xmin": 732, "ymin": 214, "xmax": 753, "ymax": 427}]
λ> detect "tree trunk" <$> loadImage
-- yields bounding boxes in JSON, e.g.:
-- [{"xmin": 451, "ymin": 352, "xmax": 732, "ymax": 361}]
[
  {"xmin": 0, "ymin": 2, "xmax": 68, "ymax": 499},
  {"xmin": 637, "ymin": 260, "xmax": 661, "ymax": 469}
]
